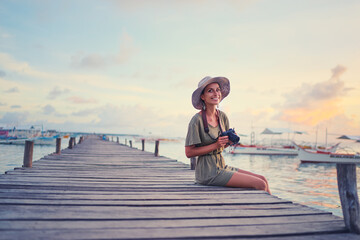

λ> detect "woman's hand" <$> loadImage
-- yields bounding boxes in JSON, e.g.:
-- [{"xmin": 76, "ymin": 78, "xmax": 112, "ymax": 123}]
[
  {"xmin": 185, "ymin": 136, "xmax": 230, "ymax": 158},
  {"xmin": 217, "ymin": 136, "xmax": 229, "ymax": 148}
]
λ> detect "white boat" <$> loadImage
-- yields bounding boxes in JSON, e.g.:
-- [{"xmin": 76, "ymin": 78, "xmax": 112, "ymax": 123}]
[
  {"xmin": 229, "ymin": 144, "xmax": 298, "ymax": 155},
  {"xmin": 293, "ymin": 142, "xmax": 360, "ymax": 163}
]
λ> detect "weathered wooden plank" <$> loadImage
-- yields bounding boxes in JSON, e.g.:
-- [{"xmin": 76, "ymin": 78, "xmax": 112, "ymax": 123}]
[
  {"xmin": 0, "ymin": 191, "xmax": 271, "ymax": 200},
  {"xmin": 0, "ymin": 215, "xmax": 343, "ymax": 230},
  {"xmin": 4, "ymin": 170, "xmax": 194, "ymax": 176},
  {"xmin": 0, "ymin": 196, "xmax": 291, "ymax": 206},
  {"xmin": 0, "ymin": 221, "xmax": 347, "ymax": 239},
  {"xmin": 0, "ymin": 184, "xmax": 260, "ymax": 192},
  {"xmin": 0, "ymin": 179, "xmax": 197, "ymax": 186},
  {"xmin": 0, "ymin": 204, "xmax": 330, "ymax": 220}
]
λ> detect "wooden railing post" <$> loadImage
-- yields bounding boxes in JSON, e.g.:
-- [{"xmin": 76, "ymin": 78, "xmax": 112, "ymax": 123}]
[
  {"xmin": 69, "ymin": 137, "xmax": 75, "ymax": 149},
  {"xmin": 142, "ymin": 139, "xmax": 145, "ymax": 151},
  {"xmin": 125, "ymin": 139, "xmax": 127, "ymax": 146},
  {"xmin": 129, "ymin": 140, "xmax": 132, "ymax": 148},
  {"xmin": 190, "ymin": 157, "xmax": 197, "ymax": 170},
  {"xmin": 73, "ymin": 137, "xmax": 76, "ymax": 146},
  {"xmin": 337, "ymin": 163, "xmax": 360, "ymax": 234},
  {"xmin": 23, "ymin": 140, "xmax": 34, "ymax": 168},
  {"xmin": 117, "ymin": 137, "xmax": 119, "ymax": 143},
  {"xmin": 155, "ymin": 140, "xmax": 159, "ymax": 157},
  {"xmin": 56, "ymin": 137, "xmax": 61, "ymax": 154}
]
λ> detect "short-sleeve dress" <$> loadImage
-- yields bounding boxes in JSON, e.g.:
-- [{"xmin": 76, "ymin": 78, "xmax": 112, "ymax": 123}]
[{"xmin": 185, "ymin": 110, "xmax": 239, "ymax": 186}]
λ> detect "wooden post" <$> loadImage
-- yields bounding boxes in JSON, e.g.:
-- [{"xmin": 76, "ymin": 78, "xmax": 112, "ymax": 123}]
[
  {"xmin": 125, "ymin": 139, "xmax": 127, "ymax": 145},
  {"xmin": 69, "ymin": 137, "xmax": 75, "ymax": 149},
  {"xmin": 23, "ymin": 140, "xmax": 34, "ymax": 168},
  {"xmin": 56, "ymin": 137, "xmax": 61, "ymax": 154},
  {"xmin": 142, "ymin": 139, "xmax": 145, "ymax": 151},
  {"xmin": 155, "ymin": 140, "xmax": 159, "ymax": 157},
  {"xmin": 117, "ymin": 137, "xmax": 119, "ymax": 143},
  {"xmin": 190, "ymin": 157, "xmax": 197, "ymax": 170},
  {"xmin": 129, "ymin": 140, "xmax": 132, "ymax": 148},
  {"xmin": 337, "ymin": 163, "xmax": 360, "ymax": 234}
]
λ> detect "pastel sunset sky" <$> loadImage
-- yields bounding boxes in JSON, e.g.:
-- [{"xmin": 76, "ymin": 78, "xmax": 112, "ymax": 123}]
[{"xmin": 0, "ymin": 0, "xmax": 359, "ymax": 143}]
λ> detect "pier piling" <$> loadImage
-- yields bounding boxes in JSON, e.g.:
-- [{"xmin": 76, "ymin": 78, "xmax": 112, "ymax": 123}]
[
  {"xmin": 22, "ymin": 140, "xmax": 34, "ymax": 168},
  {"xmin": 68, "ymin": 137, "xmax": 75, "ymax": 149},
  {"xmin": 142, "ymin": 139, "xmax": 145, "ymax": 151},
  {"xmin": 337, "ymin": 163, "xmax": 360, "ymax": 234},
  {"xmin": 155, "ymin": 140, "xmax": 159, "ymax": 157},
  {"xmin": 190, "ymin": 157, "xmax": 197, "ymax": 170},
  {"xmin": 56, "ymin": 137, "xmax": 61, "ymax": 154}
]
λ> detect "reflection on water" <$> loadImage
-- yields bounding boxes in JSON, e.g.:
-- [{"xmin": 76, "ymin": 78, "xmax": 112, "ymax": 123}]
[{"xmin": 1, "ymin": 136, "xmax": 359, "ymax": 218}]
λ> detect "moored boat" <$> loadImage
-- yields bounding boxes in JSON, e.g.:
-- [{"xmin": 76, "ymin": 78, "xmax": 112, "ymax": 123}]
[
  {"xmin": 229, "ymin": 144, "xmax": 298, "ymax": 155},
  {"xmin": 293, "ymin": 142, "xmax": 360, "ymax": 163}
]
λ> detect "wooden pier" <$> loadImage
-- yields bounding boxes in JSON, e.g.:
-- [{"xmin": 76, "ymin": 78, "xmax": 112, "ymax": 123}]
[{"xmin": 0, "ymin": 135, "xmax": 358, "ymax": 239}]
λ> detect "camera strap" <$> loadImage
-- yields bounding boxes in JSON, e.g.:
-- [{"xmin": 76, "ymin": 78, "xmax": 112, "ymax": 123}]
[{"xmin": 201, "ymin": 109, "xmax": 223, "ymax": 134}]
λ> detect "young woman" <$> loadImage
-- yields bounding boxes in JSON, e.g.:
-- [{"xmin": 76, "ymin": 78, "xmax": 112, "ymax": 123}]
[{"xmin": 185, "ymin": 76, "xmax": 271, "ymax": 194}]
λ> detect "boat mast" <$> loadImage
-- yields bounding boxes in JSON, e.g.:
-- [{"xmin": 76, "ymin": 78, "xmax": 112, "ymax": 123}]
[
  {"xmin": 315, "ymin": 126, "xmax": 318, "ymax": 148},
  {"xmin": 250, "ymin": 121, "xmax": 255, "ymax": 145},
  {"xmin": 325, "ymin": 128, "xmax": 328, "ymax": 149}
]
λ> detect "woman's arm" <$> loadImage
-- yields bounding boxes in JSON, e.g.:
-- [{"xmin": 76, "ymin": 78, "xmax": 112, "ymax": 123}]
[{"xmin": 185, "ymin": 136, "xmax": 229, "ymax": 158}]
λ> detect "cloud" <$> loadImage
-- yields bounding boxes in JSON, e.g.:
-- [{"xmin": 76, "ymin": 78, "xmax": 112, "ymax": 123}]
[
  {"xmin": 68, "ymin": 103, "xmax": 187, "ymax": 136},
  {"xmin": 0, "ymin": 70, "xmax": 6, "ymax": 77},
  {"xmin": 0, "ymin": 52, "xmax": 54, "ymax": 80},
  {"xmin": 0, "ymin": 112, "xmax": 29, "ymax": 124},
  {"xmin": 276, "ymin": 65, "xmax": 353, "ymax": 126},
  {"xmin": 109, "ymin": 0, "xmax": 256, "ymax": 13},
  {"xmin": 70, "ymin": 31, "xmax": 137, "ymax": 69},
  {"xmin": 4, "ymin": 87, "xmax": 19, "ymax": 93},
  {"xmin": 47, "ymin": 86, "xmax": 70, "ymax": 100},
  {"xmin": 0, "ymin": 28, "xmax": 12, "ymax": 39},
  {"xmin": 67, "ymin": 96, "xmax": 98, "ymax": 104},
  {"xmin": 42, "ymin": 104, "xmax": 56, "ymax": 115},
  {"xmin": 0, "ymin": 102, "xmax": 6, "ymax": 106},
  {"xmin": 72, "ymin": 108, "xmax": 98, "ymax": 117},
  {"xmin": 10, "ymin": 105, "xmax": 21, "ymax": 109}
]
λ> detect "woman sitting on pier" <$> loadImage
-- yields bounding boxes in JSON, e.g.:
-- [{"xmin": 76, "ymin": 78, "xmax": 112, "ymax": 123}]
[{"xmin": 185, "ymin": 76, "xmax": 271, "ymax": 194}]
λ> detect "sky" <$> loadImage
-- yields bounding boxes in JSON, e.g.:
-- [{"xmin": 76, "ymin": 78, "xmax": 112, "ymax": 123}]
[{"xmin": 0, "ymin": 0, "xmax": 359, "ymax": 143}]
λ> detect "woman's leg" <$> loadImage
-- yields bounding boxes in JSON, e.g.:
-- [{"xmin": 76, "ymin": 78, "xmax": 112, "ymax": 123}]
[
  {"xmin": 226, "ymin": 171, "xmax": 271, "ymax": 194},
  {"xmin": 236, "ymin": 169, "xmax": 271, "ymax": 194}
]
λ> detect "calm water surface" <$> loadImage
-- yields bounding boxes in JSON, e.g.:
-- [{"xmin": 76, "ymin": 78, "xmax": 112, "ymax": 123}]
[{"xmin": 1, "ymin": 136, "xmax": 360, "ymax": 218}]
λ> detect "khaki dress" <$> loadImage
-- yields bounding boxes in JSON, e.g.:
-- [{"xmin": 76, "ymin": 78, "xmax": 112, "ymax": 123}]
[{"xmin": 185, "ymin": 111, "xmax": 239, "ymax": 186}]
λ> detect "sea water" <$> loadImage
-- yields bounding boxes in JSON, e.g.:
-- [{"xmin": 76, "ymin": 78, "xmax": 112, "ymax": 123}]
[{"xmin": 1, "ymin": 136, "xmax": 360, "ymax": 218}]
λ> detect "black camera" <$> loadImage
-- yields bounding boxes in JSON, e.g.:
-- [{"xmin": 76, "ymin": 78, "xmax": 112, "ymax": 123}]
[{"xmin": 220, "ymin": 128, "xmax": 240, "ymax": 145}]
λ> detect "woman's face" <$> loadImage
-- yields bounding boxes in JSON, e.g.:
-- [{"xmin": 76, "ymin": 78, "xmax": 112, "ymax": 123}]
[{"xmin": 201, "ymin": 82, "xmax": 221, "ymax": 106}]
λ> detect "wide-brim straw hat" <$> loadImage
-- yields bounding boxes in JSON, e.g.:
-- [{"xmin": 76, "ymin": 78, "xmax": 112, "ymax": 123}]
[{"xmin": 192, "ymin": 76, "xmax": 230, "ymax": 110}]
